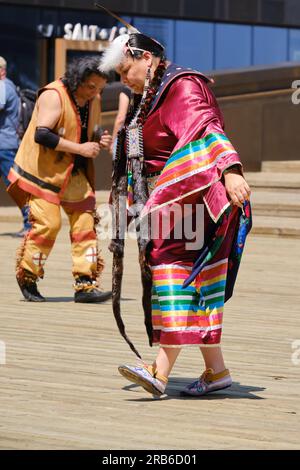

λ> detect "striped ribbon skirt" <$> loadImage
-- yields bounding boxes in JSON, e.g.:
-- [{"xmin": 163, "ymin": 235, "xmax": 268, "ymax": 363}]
[{"xmin": 151, "ymin": 259, "xmax": 229, "ymax": 348}]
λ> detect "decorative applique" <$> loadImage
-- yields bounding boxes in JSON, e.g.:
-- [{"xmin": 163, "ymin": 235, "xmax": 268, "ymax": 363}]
[
  {"xmin": 126, "ymin": 124, "xmax": 144, "ymax": 160},
  {"xmin": 85, "ymin": 247, "xmax": 98, "ymax": 264},
  {"xmin": 32, "ymin": 252, "xmax": 47, "ymax": 267},
  {"xmin": 234, "ymin": 200, "xmax": 252, "ymax": 260}
]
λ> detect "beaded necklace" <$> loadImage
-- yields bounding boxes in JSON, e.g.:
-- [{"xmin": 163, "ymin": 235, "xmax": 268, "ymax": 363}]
[
  {"xmin": 73, "ymin": 96, "xmax": 89, "ymax": 129},
  {"xmin": 125, "ymin": 60, "xmax": 167, "ymax": 163}
]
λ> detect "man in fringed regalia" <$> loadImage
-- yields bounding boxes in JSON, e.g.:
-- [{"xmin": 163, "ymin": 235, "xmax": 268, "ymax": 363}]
[{"xmin": 8, "ymin": 57, "xmax": 112, "ymax": 303}]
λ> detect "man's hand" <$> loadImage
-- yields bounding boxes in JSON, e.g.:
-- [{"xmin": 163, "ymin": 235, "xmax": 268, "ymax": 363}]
[
  {"xmin": 79, "ymin": 142, "xmax": 101, "ymax": 158},
  {"xmin": 99, "ymin": 130, "xmax": 112, "ymax": 150},
  {"xmin": 224, "ymin": 170, "xmax": 251, "ymax": 208}
]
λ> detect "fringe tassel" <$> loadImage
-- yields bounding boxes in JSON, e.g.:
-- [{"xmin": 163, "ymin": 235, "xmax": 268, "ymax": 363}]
[
  {"xmin": 15, "ymin": 205, "xmax": 39, "ymax": 283},
  {"xmin": 93, "ymin": 210, "xmax": 105, "ymax": 286}
]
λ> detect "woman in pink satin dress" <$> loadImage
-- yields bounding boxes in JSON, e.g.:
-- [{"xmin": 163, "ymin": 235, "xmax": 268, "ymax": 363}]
[{"xmin": 100, "ymin": 31, "xmax": 251, "ymax": 398}]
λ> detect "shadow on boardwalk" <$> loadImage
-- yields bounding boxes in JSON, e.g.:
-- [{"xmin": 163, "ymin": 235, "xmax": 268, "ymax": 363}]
[{"xmin": 122, "ymin": 381, "xmax": 265, "ymax": 401}]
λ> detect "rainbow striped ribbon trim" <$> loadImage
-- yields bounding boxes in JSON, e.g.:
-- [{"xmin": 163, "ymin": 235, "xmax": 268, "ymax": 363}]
[{"xmin": 151, "ymin": 133, "xmax": 237, "ymax": 195}]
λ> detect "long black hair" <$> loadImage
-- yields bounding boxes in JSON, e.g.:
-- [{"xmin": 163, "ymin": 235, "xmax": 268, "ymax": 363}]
[{"xmin": 64, "ymin": 56, "xmax": 108, "ymax": 93}]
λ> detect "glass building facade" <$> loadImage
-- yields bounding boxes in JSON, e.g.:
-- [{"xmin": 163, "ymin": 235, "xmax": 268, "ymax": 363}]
[
  {"xmin": 131, "ymin": 16, "xmax": 299, "ymax": 71},
  {"xmin": 0, "ymin": 3, "xmax": 300, "ymax": 89}
]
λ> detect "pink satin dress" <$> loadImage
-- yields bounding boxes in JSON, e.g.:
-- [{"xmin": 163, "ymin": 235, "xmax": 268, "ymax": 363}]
[{"xmin": 141, "ymin": 74, "xmax": 241, "ymax": 347}]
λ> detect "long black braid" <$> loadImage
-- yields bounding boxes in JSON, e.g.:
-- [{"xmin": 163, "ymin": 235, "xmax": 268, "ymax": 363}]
[{"xmin": 125, "ymin": 59, "xmax": 167, "ymax": 126}]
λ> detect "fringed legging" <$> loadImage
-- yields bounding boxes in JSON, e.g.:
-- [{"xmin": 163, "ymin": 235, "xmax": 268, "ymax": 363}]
[{"xmin": 16, "ymin": 195, "xmax": 104, "ymax": 285}]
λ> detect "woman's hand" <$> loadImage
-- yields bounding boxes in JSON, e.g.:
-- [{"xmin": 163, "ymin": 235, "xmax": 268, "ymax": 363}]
[
  {"xmin": 224, "ymin": 168, "xmax": 251, "ymax": 208},
  {"xmin": 99, "ymin": 130, "xmax": 113, "ymax": 150}
]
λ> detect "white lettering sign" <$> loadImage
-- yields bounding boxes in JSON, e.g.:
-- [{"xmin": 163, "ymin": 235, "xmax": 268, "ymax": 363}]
[
  {"xmin": 64, "ymin": 23, "xmax": 73, "ymax": 40},
  {"xmin": 63, "ymin": 23, "xmax": 128, "ymax": 41}
]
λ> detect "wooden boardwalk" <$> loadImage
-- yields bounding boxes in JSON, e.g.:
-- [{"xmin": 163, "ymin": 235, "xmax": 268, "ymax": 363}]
[{"xmin": 0, "ymin": 220, "xmax": 299, "ymax": 449}]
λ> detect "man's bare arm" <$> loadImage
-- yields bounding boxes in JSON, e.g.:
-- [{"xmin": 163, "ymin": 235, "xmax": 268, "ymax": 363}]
[{"xmin": 36, "ymin": 90, "xmax": 100, "ymax": 158}]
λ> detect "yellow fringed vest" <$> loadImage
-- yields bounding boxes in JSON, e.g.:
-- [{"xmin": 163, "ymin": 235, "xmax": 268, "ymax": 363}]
[{"xmin": 8, "ymin": 79, "xmax": 102, "ymax": 207}]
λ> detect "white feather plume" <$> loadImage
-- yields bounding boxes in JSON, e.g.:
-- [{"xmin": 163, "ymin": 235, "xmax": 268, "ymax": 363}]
[{"xmin": 99, "ymin": 34, "xmax": 130, "ymax": 72}]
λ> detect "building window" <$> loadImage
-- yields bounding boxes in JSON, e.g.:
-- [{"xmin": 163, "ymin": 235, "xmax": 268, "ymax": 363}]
[
  {"xmin": 174, "ymin": 20, "xmax": 214, "ymax": 71},
  {"xmin": 215, "ymin": 23, "xmax": 252, "ymax": 69},
  {"xmin": 253, "ymin": 26, "xmax": 288, "ymax": 65},
  {"xmin": 289, "ymin": 29, "xmax": 300, "ymax": 61}
]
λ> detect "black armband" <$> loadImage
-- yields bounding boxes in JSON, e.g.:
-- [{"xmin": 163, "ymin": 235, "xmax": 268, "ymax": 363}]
[{"xmin": 34, "ymin": 126, "xmax": 60, "ymax": 149}]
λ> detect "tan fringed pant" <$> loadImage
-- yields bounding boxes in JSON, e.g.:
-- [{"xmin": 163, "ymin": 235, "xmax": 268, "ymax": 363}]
[{"xmin": 16, "ymin": 195, "xmax": 102, "ymax": 283}]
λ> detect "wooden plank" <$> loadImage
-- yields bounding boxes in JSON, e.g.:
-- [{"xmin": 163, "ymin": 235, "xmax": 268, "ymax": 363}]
[{"xmin": 0, "ymin": 221, "xmax": 300, "ymax": 449}]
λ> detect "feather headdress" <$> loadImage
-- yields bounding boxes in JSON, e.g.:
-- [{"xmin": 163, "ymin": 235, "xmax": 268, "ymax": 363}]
[
  {"xmin": 95, "ymin": 3, "xmax": 139, "ymax": 32},
  {"xmin": 99, "ymin": 33, "xmax": 130, "ymax": 72},
  {"xmin": 95, "ymin": 3, "xmax": 141, "ymax": 72},
  {"xmin": 95, "ymin": 3, "xmax": 165, "ymax": 73}
]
